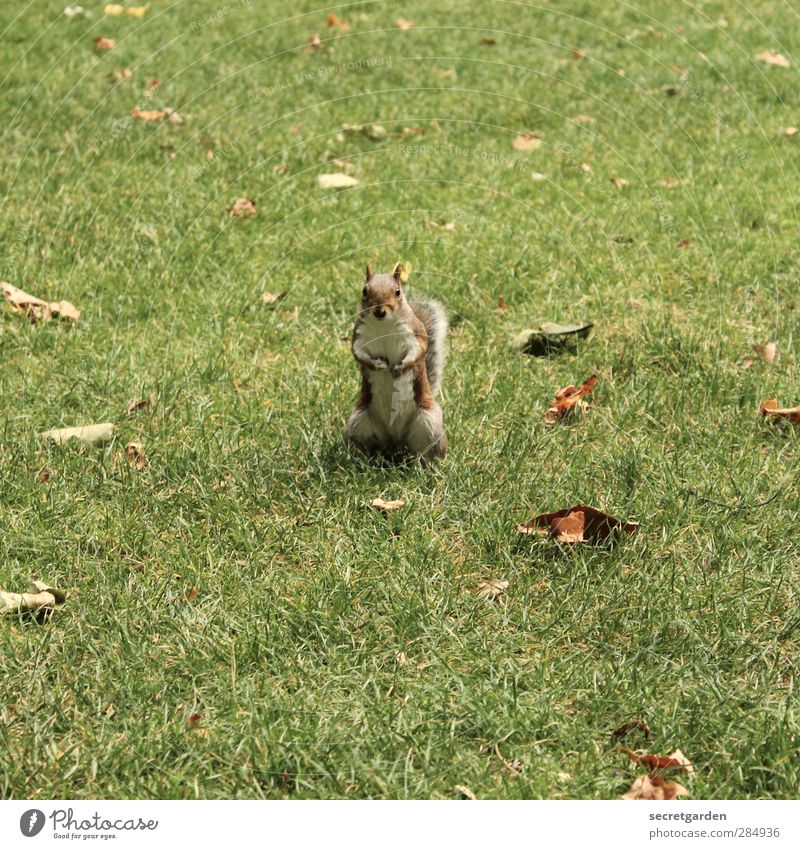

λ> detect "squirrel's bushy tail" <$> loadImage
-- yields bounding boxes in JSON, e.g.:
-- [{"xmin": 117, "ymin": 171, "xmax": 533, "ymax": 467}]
[{"xmin": 410, "ymin": 298, "xmax": 448, "ymax": 396}]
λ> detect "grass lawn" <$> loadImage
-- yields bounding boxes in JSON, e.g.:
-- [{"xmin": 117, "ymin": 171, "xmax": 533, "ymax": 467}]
[{"xmin": 1, "ymin": 0, "xmax": 799, "ymax": 800}]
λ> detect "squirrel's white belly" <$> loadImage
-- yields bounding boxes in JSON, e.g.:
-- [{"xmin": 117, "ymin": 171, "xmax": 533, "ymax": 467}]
[{"xmin": 357, "ymin": 316, "xmax": 418, "ymax": 439}]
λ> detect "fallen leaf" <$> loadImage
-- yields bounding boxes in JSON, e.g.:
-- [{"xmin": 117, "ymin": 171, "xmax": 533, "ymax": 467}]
[
  {"xmin": 94, "ymin": 37, "xmax": 116, "ymax": 50},
  {"xmin": 64, "ymin": 6, "xmax": 87, "ymax": 17},
  {"xmin": 517, "ymin": 504, "xmax": 638, "ymax": 543},
  {"xmin": 531, "ymin": 171, "xmax": 547, "ymax": 181},
  {"xmin": 125, "ymin": 441, "xmax": 146, "ymax": 469},
  {"xmin": 667, "ymin": 749, "xmax": 695, "ymax": 776},
  {"xmin": 186, "ymin": 587, "xmax": 198, "ymax": 602},
  {"xmin": 753, "ymin": 342, "xmax": 776, "ymax": 363},
  {"xmin": 395, "ymin": 18, "xmax": 415, "ymax": 29},
  {"xmin": 131, "ymin": 107, "xmax": 166, "ymax": 121},
  {"xmin": 260, "ymin": 291, "xmax": 286, "ymax": 305},
  {"xmin": 341, "ymin": 122, "xmax": 387, "ymax": 141},
  {"xmin": 229, "ymin": 197, "xmax": 256, "ymax": 216},
  {"xmin": 785, "ymin": 127, "xmax": 798, "ymax": 138},
  {"xmin": 626, "ymin": 751, "xmax": 687, "ymax": 772},
  {"xmin": 759, "ymin": 399, "xmax": 800, "ymax": 424},
  {"xmin": 112, "ymin": 68, "xmax": 133, "ymax": 81},
  {"xmin": 39, "ymin": 422, "xmax": 114, "ymax": 445},
  {"xmin": 497, "ymin": 295, "xmax": 506, "ymax": 309},
  {"xmin": 477, "ymin": 579, "xmax": 509, "ymax": 600},
  {"xmin": 512, "ymin": 132, "xmax": 541, "ymax": 151},
  {"xmin": 126, "ymin": 397, "xmax": 150, "ymax": 414},
  {"xmin": 544, "ymin": 374, "xmax": 597, "ymax": 424},
  {"xmin": 757, "ymin": 50, "xmax": 790, "ymax": 68},
  {"xmin": 579, "ymin": 162, "xmax": 592, "ymax": 172},
  {"xmin": 622, "ymin": 774, "xmax": 689, "ymax": 800},
  {"xmin": 2, "ymin": 282, "xmax": 80, "ymax": 322},
  {"xmin": 1, "ymin": 581, "xmax": 66, "ymax": 616},
  {"xmin": 327, "ymin": 13, "xmax": 348, "ymax": 30},
  {"xmin": 188, "ymin": 712, "xmax": 202, "ymax": 726},
  {"xmin": 612, "ymin": 720, "xmax": 650, "ymax": 741},
  {"xmin": 308, "ymin": 33, "xmax": 324, "ymax": 50},
  {"xmin": 610, "ymin": 176, "xmax": 628, "ymax": 188},
  {"xmin": 212, "ymin": 479, "xmax": 227, "ymax": 491},
  {"xmin": 515, "ymin": 321, "xmax": 594, "ymax": 356},
  {"xmin": 317, "ymin": 173, "xmax": 359, "ymax": 189},
  {"xmin": 455, "ymin": 785, "xmax": 477, "ymax": 800},
  {"xmin": 573, "ymin": 114, "xmax": 594, "ymax": 123},
  {"xmin": 370, "ymin": 498, "xmax": 405, "ymax": 512},
  {"xmin": 163, "ymin": 106, "xmax": 184, "ymax": 124},
  {"xmin": 273, "ymin": 164, "xmax": 288, "ymax": 175},
  {"xmin": 395, "ymin": 651, "xmax": 407, "ymax": 665},
  {"xmin": 37, "ymin": 468, "xmax": 51, "ymax": 484}
]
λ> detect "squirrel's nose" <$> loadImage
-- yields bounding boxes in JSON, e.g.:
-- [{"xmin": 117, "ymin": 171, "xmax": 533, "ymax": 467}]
[{"xmin": 373, "ymin": 306, "xmax": 386, "ymax": 319}]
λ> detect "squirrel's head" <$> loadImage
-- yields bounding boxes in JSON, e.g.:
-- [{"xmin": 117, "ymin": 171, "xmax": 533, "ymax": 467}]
[{"xmin": 361, "ymin": 263, "xmax": 406, "ymax": 320}]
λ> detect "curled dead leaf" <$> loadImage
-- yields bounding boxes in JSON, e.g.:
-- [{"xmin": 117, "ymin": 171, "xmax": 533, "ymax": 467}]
[
  {"xmin": 477, "ymin": 579, "xmax": 509, "ymax": 600},
  {"xmin": 512, "ymin": 132, "xmax": 541, "ymax": 152},
  {"xmin": 326, "ymin": 13, "xmax": 348, "ymax": 30},
  {"xmin": 610, "ymin": 177, "xmax": 628, "ymax": 188},
  {"xmin": 545, "ymin": 374, "xmax": 597, "ymax": 424},
  {"xmin": 759, "ymin": 399, "xmax": 800, "ymax": 424},
  {"xmin": 370, "ymin": 498, "xmax": 405, "ymax": 512},
  {"xmin": 94, "ymin": 37, "xmax": 116, "ymax": 50},
  {"xmin": 757, "ymin": 50, "xmax": 790, "ymax": 68},
  {"xmin": 2, "ymin": 282, "xmax": 80, "ymax": 323},
  {"xmin": 785, "ymin": 127, "xmax": 799, "ymax": 138},
  {"xmin": 125, "ymin": 441, "xmax": 146, "ymax": 470},
  {"xmin": 260, "ymin": 291, "xmax": 287, "ymax": 305},
  {"xmin": 1, "ymin": 581, "xmax": 66, "ymax": 616},
  {"xmin": 517, "ymin": 504, "xmax": 638, "ymax": 543},
  {"xmin": 753, "ymin": 342, "xmax": 776, "ymax": 363},
  {"xmin": 454, "ymin": 785, "xmax": 477, "ymax": 800},
  {"xmin": 229, "ymin": 198, "xmax": 256, "ymax": 217},
  {"xmin": 395, "ymin": 18, "xmax": 415, "ymax": 29},
  {"xmin": 131, "ymin": 107, "xmax": 166, "ymax": 121},
  {"xmin": 612, "ymin": 720, "xmax": 650, "ymax": 742},
  {"xmin": 622, "ymin": 774, "xmax": 689, "ymax": 800}
]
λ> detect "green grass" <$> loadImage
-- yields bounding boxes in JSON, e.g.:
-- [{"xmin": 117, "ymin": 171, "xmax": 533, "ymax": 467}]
[{"xmin": 1, "ymin": 0, "xmax": 799, "ymax": 799}]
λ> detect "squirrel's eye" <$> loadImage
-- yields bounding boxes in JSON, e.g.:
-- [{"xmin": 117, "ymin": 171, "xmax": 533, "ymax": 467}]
[
  {"xmin": 395, "ymin": 288, "xmax": 401, "ymax": 297},
  {"xmin": 362, "ymin": 287, "xmax": 367, "ymax": 296}
]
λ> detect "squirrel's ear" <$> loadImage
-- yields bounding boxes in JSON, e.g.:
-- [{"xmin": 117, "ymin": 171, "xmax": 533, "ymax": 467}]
[
  {"xmin": 392, "ymin": 262, "xmax": 404, "ymax": 283},
  {"xmin": 365, "ymin": 263, "xmax": 373, "ymax": 282}
]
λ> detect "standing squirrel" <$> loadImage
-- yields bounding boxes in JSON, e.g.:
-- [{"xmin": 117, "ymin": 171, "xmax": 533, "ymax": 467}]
[{"xmin": 345, "ymin": 263, "xmax": 448, "ymax": 461}]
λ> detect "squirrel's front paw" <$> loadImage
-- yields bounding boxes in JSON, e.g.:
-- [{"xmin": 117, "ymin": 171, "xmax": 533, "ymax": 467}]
[
  {"xmin": 390, "ymin": 363, "xmax": 404, "ymax": 377},
  {"xmin": 371, "ymin": 357, "xmax": 388, "ymax": 370}
]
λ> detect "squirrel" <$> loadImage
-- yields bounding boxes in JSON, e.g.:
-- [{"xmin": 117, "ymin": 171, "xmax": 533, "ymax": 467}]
[{"xmin": 345, "ymin": 262, "xmax": 448, "ymax": 462}]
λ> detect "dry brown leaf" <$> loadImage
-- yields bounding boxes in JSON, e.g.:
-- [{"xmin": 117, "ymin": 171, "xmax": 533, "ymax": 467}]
[
  {"xmin": 273, "ymin": 164, "xmax": 288, "ymax": 175},
  {"xmin": 308, "ymin": 33, "xmax": 324, "ymax": 50},
  {"xmin": 517, "ymin": 504, "xmax": 638, "ymax": 543},
  {"xmin": 610, "ymin": 177, "xmax": 628, "ymax": 188},
  {"xmin": 186, "ymin": 587, "xmax": 198, "ymax": 602},
  {"xmin": 131, "ymin": 107, "xmax": 166, "ymax": 121},
  {"xmin": 625, "ymin": 750, "xmax": 689, "ymax": 772},
  {"xmin": 667, "ymin": 749, "xmax": 695, "ymax": 776},
  {"xmin": 395, "ymin": 18, "xmax": 415, "ymax": 29},
  {"xmin": 759, "ymin": 399, "xmax": 800, "ymax": 424},
  {"xmin": 125, "ymin": 441, "xmax": 146, "ymax": 470},
  {"xmin": 37, "ymin": 468, "xmax": 51, "ymax": 484},
  {"xmin": 753, "ymin": 342, "xmax": 776, "ymax": 363},
  {"xmin": 573, "ymin": 114, "xmax": 594, "ymax": 123},
  {"xmin": 785, "ymin": 127, "xmax": 799, "ymax": 138},
  {"xmin": 512, "ymin": 132, "xmax": 541, "ymax": 152},
  {"xmin": 229, "ymin": 198, "xmax": 256, "ymax": 217},
  {"xmin": 477, "ymin": 579, "xmax": 509, "ymax": 600},
  {"xmin": 370, "ymin": 498, "xmax": 405, "ymax": 512},
  {"xmin": 260, "ymin": 291, "xmax": 286, "ymax": 305},
  {"xmin": 545, "ymin": 374, "xmax": 597, "ymax": 424},
  {"xmin": 1, "ymin": 581, "xmax": 66, "ymax": 616},
  {"xmin": 622, "ymin": 774, "xmax": 689, "ymax": 800},
  {"xmin": 395, "ymin": 651, "xmax": 407, "ymax": 666},
  {"xmin": 2, "ymin": 282, "xmax": 80, "ymax": 323},
  {"xmin": 188, "ymin": 712, "xmax": 202, "ymax": 726},
  {"xmin": 112, "ymin": 68, "xmax": 133, "ymax": 81},
  {"xmin": 327, "ymin": 13, "xmax": 348, "ymax": 30},
  {"xmin": 579, "ymin": 162, "xmax": 592, "ymax": 172},
  {"xmin": 163, "ymin": 106, "xmax": 184, "ymax": 125},
  {"xmin": 455, "ymin": 785, "xmax": 477, "ymax": 800},
  {"xmin": 612, "ymin": 720, "xmax": 650, "ymax": 741},
  {"xmin": 757, "ymin": 51, "xmax": 790, "ymax": 68},
  {"xmin": 126, "ymin": 397, "xmax": 150, "ymax": 414},
  {"xmin": 497, "ymin": 295, "xmax": 506, "ymax": 309},
  {"xmin": 94, "ymin": 37, "xmax": 116, "ymax": 50}
]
